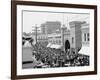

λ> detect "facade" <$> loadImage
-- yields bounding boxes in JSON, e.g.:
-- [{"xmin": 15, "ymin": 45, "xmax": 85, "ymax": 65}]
[
  {"xmin": 47, "ymin": 21, "xmax": 86, "ymax": 54},
  {"xmin": 69, "ymin": 21, "xmax": 85, "ymax": 54},
  {"xmin": 81, "ymin": 23, "xmax": 90, "ymax": 46},
  {"xmin": 41, "ymin": 21, "xmax": 61, "ymax": 34},
  {"xmin": 37, "ymin": 34, "xmax": 48, "ymax": 46},
  {"xmin": 31, "ymin": 21, "xmax": 89, "ymax": 55},
  {"xmin": 48, "ymin": 33, "xmax": 61, "ymax": 45},
  {"xmin": 32, "ymin": 32, "xmax": 48, "ymax": 46},
  {"xmin": 78, "ymin": 22, "xmax": 90, "ymax": 55}
]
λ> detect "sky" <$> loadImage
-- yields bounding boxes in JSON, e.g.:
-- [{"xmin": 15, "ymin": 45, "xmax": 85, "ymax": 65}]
[{"xmin": 22, "ymin": 10, "xmax": 89, "ymax": 33}]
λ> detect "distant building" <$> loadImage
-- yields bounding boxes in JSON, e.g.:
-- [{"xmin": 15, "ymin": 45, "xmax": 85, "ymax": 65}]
[
  {"xmin": 41, "ymin": 21, "xmax": 61, "ymax": 34},
  {"xmin": 40, "ymin": 23, "xmax": 47, "ymax": 34}
]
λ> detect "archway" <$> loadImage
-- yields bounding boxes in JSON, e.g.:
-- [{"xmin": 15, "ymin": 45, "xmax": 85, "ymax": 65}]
[{"xmin": 65, "ymin": 40, "xmax": 70, "ymax": 51}]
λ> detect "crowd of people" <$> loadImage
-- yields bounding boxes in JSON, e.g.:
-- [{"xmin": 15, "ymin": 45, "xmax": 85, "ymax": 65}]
[{"xmin": 31, "ymin": 42, "xmax": 89, "ymax": 68}]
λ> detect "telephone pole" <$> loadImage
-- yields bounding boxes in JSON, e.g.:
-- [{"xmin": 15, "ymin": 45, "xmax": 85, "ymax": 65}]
[{"xmin": 32, "ymin": 24, "xmax": 40, "ymax": 44}]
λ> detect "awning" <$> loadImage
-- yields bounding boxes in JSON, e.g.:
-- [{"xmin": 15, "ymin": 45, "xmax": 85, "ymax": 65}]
[
  {"xmin": 47, "ymin": 43, "xmax": 52, "ymax": 47},
  {"xmin": 50, "ymin": 44, "xmax": 62, "ymax": 49},
  {"xmin": 78, "ymin": 46, "xmax": 90, "ymax": 55}
]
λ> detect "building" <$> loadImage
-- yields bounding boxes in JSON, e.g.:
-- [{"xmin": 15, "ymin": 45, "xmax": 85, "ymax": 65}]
[
  {"xmin": 41, "ymin": 21, "xmax": 61, "ymax": 34},
  {"xmin": 78, "ymin": 22, "xmax": 90, "ymax": 55},
  {"xmin": 40, "ymin": 23, "xmax": 47, "ymax": 34},
  {"xmin": 31, "ymin": 32, "xmax": 48, "ymax": 46},
  {"xmin": 68, "ymin": 21, "xmax": 85, "ymax": 54},
  {"xmin": 48, "ymin": 32, "xmax": 61, "ymax": 43},
  {"xmin": 31, "ymin": 20, "xmax": 89, "ymax": 55},
  {"xmin": 47, "ymin": 21, "xmax": 87, "ymax": 54}
]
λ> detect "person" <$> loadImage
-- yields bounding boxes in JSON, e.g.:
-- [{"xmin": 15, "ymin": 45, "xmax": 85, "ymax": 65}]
[{"xmin": 36, "ymin": 59, "xmax": 44, "ymax": 68}]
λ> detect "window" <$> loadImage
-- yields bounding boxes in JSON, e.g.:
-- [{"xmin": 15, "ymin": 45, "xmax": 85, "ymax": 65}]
[
  {"xmin": 51, "ymin": 40, "xmax": 52, "ymax": 43},
  {"xmin": 56, "ymin": 40, "xmax": 57, "ymax": 44},
  {"xmin": 87, "ymin": 33, "xmax": 90, "ymax": 41},
  {"xmin": 84, "ymin": 33, "xmax": 86, "ymax": 41},
  {"xmin": 72, "ymin": 37, "xmax": 74, "ymax": 43},
  {"xmin": 59, "ymin": 40, "xmax": 61, "ymax": 44}
]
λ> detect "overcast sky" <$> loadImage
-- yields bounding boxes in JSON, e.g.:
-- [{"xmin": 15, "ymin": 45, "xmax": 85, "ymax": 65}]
[{"xmin": 23, "ymin": 11, "xmax": 89, "ymax": 33}]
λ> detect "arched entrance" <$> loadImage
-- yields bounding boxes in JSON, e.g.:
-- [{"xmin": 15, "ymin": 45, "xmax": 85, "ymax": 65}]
[{"xmin": 65, "ymin": 40, "xmax": 70, "ymax": 51}]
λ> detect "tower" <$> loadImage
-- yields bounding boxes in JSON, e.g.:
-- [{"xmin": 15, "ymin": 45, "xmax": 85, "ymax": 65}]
[
  {"xmin": 69, "ymin": 21, "xmax": 85, "ymax": 54},
  {"xmin": 61, "ymin": 24, "xmax": 67, "ymax": 51}
]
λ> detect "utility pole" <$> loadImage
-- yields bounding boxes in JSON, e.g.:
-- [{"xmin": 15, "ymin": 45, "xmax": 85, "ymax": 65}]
[{"xmin": 32, "ymin": 24, "xmax": 40, "ymax": 44}]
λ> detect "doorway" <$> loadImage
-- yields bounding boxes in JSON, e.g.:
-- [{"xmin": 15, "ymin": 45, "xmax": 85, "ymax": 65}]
[{"xmin": 65, "ymin": 40, "xmax": 70, "ymax": 51}]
